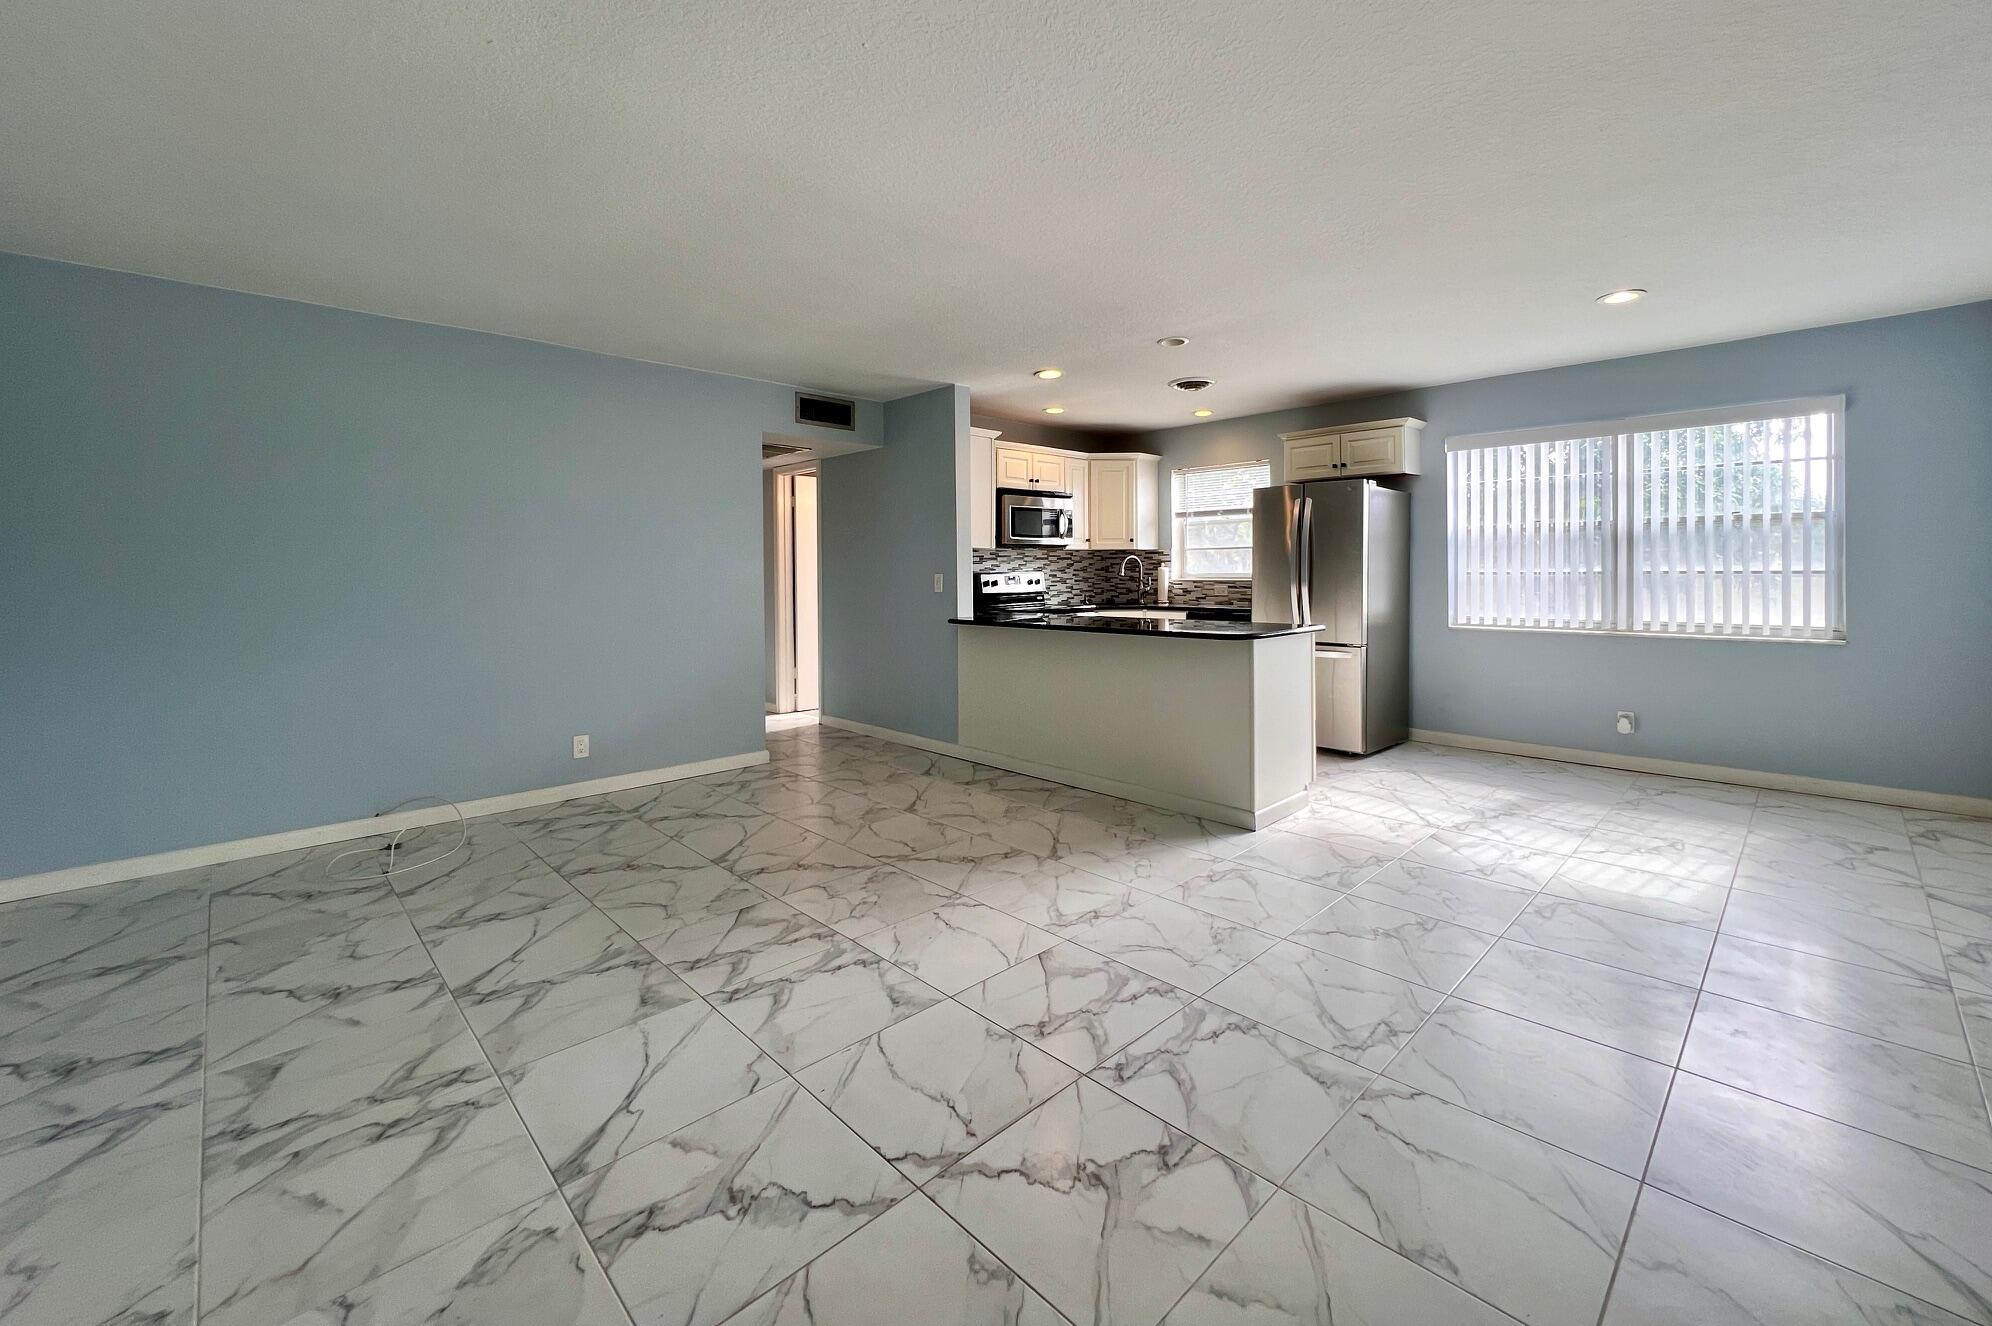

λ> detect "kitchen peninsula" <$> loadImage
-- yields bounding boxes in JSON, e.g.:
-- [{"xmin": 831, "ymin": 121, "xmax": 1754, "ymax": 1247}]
[{"xmin": 948, "ymin": 613, "xmax": 1322, "ymax": 828}]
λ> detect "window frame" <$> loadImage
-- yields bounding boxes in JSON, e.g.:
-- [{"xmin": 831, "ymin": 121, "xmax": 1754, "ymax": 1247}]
[
  {"xmin": 1444, "ymin": 396, "xmax": 1847, "ymax": 644},
  {"xmin": 1171, "ymin": 459, "xmax": 1271, "ymax": 581}
]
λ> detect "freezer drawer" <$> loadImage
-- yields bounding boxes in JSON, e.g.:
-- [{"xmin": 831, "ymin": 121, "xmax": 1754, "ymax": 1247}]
[{"xmin": 1313, "ymin": 645, "xmax": 1367, "ymax": 754}]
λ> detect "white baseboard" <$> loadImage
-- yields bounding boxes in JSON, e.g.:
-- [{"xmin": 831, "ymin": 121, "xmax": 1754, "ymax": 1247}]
[
  {"xmin": 826, "ymin": 715, "xmax": 1992, "ymax": 822},
  {"xmin": 821, "ymin": 715, "xmax": 1289, "ymax": 830},
  {"xmin": 819, "ymin": 715, "xmax": 967, "ymax": 758},
  {"xmin": 1409, "ymin": 729, "xmax": 1992, "ymax": 818},
  {"xmin": 0, "ymin": 750, "xmax": 770, "ymax": 906}
]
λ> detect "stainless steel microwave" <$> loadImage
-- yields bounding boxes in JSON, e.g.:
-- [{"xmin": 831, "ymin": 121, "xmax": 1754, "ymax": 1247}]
[{"xmin": 997, "ymin": 488, "xmax": 1076, "ymax": 546}]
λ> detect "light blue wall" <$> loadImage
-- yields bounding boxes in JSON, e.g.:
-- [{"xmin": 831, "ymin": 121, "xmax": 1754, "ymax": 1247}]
[
  {"xmin": 820, "ymin": 384, "xmax": 969, "ymax": 743},
  {"xmin": 0, "ymin": 252, "xmax": 883, "ymax": 877},
  {"xmin": 1140, "ymin": 301, "xmax": 1992, "ymax": 798}
]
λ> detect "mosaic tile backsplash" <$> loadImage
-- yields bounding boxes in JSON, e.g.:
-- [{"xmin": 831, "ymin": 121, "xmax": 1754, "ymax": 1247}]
[
  {"xmin": 970, "ymin": 547, "xmax": 1253, "ymax": 610},
  {"xmin": 1165, "ymin": 577, "xmax": 1254, "ymax": 609}
]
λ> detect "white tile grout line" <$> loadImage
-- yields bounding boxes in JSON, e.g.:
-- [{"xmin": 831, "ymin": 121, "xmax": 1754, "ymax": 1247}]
[
  {"xmin": 801, "ymin": 736, "xmax": 1988, "ymax": 1139},
  {"xmin": 194, "ymin": 885, "xmax": 213, "ymax": 1323},
  {"xmin": 373, "ymin": 830, "xmax": 649, "ymax": 1326},
  {"xmin": 1939, "ymin": 936, "xmax": 1992, "ymax": 1141},
  {"xmin": 537, "ymin": 762, "xmax": 1327, "ymax": 1321},
  {"xmin": 1901, "ymin": 839, "xmax": 1992, "ymax": 1124},
  {"xmin": 1587, "ymin": 844, "xmax": 1740, "ymax": 1326},
  {"xmin": 120, "ymin": 776, "xmax": 1944, "ymax": 1314},
  {"xmin": 43, "ymin": 728, "xmax": 1990, "ymax": 1325},
  {"xmin": 537, "ymin": 776, "xmax": 1972, "ymax": 1322},
  {"xmin": 1586, "ymin": 819, "xmax": 1984, "ymax": 1326},
  {"xmin": 1137, "ymin": 864, "xmax": 1518, "ymax": 1325},
  {"xmin": 923, "ymin": 778, "xmax": 1547, "ymax": 1324},
  {"xmin": 496, "ymin": 790, "xmax": 1091, "ymax": 1320},
  {"xmin": 187, "ymin": 841, "xmax": 630, "ymax": 1320},
  {"xmin": 800, "ymin": 731, "xmax": 1992, "ymax": 1308}
]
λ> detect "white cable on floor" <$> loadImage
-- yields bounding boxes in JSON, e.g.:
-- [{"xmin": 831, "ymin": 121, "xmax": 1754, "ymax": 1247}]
[{"xmin": 320, "ymin": 794, "xmax": 468, "ymax": 882}]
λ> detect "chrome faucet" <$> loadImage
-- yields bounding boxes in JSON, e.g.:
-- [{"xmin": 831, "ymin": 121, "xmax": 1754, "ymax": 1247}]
[{"xmin": 1118, "ymin": 554, "xmax": 1147, "ymax": 603}]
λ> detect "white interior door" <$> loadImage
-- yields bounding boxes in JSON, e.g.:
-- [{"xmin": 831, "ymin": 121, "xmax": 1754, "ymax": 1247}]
[{"xmin": 792, "ymin": 471, "xmax": 820, "ymax": 711}]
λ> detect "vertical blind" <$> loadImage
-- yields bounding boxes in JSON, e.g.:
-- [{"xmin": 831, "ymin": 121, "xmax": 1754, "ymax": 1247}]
[
  {"xmin": 1446, "ymin": 398, "xmax": 1844, "ymax": 640},
  {"xmin": 1174, "ymin": 460, "xmax": 1271, "ymax": 578}
]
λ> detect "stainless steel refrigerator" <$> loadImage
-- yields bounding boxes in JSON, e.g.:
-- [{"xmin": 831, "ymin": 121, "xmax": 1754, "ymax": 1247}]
[{"xmin": 1252, "ymin": 480, "xmax": 1409, "ymax": 754}]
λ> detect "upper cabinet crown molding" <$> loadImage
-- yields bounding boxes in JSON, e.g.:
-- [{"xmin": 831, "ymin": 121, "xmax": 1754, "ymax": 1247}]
[{"xmin": 1280, "ymin": 417, "xmax": 1424, "ymax": 480}]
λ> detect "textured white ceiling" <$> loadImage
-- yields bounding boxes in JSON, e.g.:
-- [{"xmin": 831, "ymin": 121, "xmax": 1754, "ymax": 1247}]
[{"xmin": 4, "ymin": 2, "xmax": 1989, "ymax": 428}]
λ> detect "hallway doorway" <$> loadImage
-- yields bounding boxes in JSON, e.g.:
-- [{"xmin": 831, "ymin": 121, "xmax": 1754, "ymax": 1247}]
[{"xmin": 768, "ymin": 465, "xmax": 819, "ymax": 714}]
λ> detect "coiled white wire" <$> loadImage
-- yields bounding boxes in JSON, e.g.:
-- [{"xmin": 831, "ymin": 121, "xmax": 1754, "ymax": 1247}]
[{"xmin": 320, "ymin": 795, "xmax": 468, "ymax": 882}]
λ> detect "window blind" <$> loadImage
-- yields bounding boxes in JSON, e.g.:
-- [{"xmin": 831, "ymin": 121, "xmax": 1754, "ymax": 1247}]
[
  {"xmin": 1173, "ymin": 460, "xmax": 1271, "ymax": 579},
  {"xmin": 1446, "ymin": 398, "xmax": 1844, "ymax": 641}
]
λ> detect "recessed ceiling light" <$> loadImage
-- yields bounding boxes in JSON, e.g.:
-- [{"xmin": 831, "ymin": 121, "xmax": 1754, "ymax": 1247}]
[
  {"xmin": 1596, "ymin": 288, "xmax": 1647, "ymax": 305},
  {"xmin": 1043, "ymin": 406, "xmax": 1066, "ymax": 415},
  {"xmin": 1033, "ymin": 367, "xmax": 1063, "ymax": 380},
  {"xmin": 1193, "ymin": 409, "xmax": 1214, "ymax": 418},
  {"xmin": 1156, "ymin": 336, "xmax": 1189, "ymax": 348}
]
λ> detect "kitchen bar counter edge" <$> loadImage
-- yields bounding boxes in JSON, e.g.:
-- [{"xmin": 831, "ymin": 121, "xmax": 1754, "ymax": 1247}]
[{"xmin": 949, "ymin": 616, "xmax": 1324, "ymax": 641}]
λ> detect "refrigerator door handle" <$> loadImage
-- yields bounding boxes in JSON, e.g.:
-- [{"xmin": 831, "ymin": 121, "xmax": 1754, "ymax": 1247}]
[{"xmin": 1295, "ymin": 494, "xmax": 1313, "ymax": 626}]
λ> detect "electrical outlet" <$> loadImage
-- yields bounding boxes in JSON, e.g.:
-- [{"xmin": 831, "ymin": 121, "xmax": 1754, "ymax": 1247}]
[
  {"xmin": 1615, "ymin": 712, "xmax": 1636, "ymax": 736},
  {"xmin": 933, "ymin": 573, "xmax": 945, "ymax": 593},
  {"xmin": 572, "ymin": 734, "xmax": 590, "ymax": 759}
]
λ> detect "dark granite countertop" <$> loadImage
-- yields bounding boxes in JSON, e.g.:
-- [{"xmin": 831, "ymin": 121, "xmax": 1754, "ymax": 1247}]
[{"xmin": 950, "ymin": 614, "xmax": 1323, "ymax": 640}]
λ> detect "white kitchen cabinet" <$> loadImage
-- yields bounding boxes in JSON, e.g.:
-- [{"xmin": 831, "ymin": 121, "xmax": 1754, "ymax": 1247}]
[
  {"xmin": 1089, "ymin": 459, "xmax": 1133, "ymax": 547},
  {"xmin": 969, "ymin": 427, "xmax": 1003, "ymax": 549},
  {"xmin": 994, "ymin": 445, "xmax": 1037, "ymax": 489},
  {"xmin": 1279, "ymin": 418, "xmax": 1424, "ymax": 480},
  {"xmin": 1284, "ymin": 435, "xmax": 1341, "ymax": 482},
  {"xmin": 1028, "ymin": 452, "xmax": 1068, "ymax": 490},
  {"xmin": 1086, "ymin": 454, "xmax": 1160, "ymax": 549},
  {"xmin": 972, "ymin": 434, "xmax": 1159, "ymax": 549},
  {"xmin": 1064, "ymin": 455, "xmax": 1089, "ymax": 546},
  {"xmin": 1341, "ymin": 426, "xmax": 1413, "ymax": 476}
]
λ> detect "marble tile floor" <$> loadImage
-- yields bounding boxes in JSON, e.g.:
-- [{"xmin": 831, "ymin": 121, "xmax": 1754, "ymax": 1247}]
[{"xmin": 4, "ymin": 723, "xmax": 1992, "ymax": 1324}]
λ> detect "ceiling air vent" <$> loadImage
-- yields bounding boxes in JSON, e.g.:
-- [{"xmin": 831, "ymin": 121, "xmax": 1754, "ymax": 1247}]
[
  {"xmin": 795, "ymin": 392, "xmax": 857, "ymax": 431},
  {"xmin": 1169, "ymin": 377, "xmax": 1215, "ymax": 392},
  {"xmin": 762, "ymin": 441, "xmax": 810, "ymax": 460}
]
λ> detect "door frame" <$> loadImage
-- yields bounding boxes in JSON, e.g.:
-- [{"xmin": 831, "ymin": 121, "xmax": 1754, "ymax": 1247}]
[{"xmin": 769, "ymin": 463, "xmax": 820, "ymax": 713}]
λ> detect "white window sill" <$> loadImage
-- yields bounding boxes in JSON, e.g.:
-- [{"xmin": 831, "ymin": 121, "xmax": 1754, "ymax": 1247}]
[{"xmin": 1448, "ymin": 623, "xmax": 1846, "ymax": 645}]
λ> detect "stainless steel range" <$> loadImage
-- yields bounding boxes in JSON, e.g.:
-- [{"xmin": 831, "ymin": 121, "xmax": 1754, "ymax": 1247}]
[{"xmin": 970, "ymin": 571, "xmax": 1051, "ymax": 621}]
